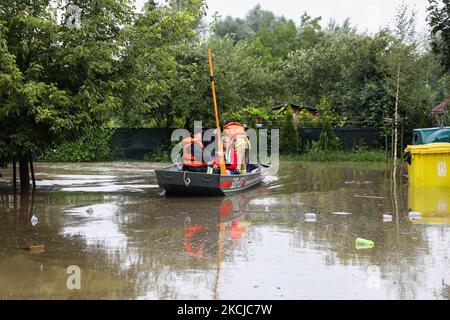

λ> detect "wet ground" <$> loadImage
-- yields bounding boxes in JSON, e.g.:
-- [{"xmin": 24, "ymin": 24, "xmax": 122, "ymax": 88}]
[{"xmin": 0, "ymin": 161, "xmax": 449, "ymax": 299}]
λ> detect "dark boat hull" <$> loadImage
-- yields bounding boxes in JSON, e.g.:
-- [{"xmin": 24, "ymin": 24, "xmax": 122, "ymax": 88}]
[{"xmin": 155, "ymin": 165, "xmax": 266, "ymax": 196}]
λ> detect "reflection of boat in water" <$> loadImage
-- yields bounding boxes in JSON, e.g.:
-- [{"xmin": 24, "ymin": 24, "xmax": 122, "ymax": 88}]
[
  {"xmin": 181, "ymin": 195, "xmax": 250, "ymax": 299},
  {"xmin": 183, "ymin": 196, "xmax": 249, "ymax": 259},
  {"xmin": 408, "ymin": 187, "xmax": 450, "ymax": 225},
  {"xmin": 156, "ymin": 164, "xmax": 269, "ymax": 196}
]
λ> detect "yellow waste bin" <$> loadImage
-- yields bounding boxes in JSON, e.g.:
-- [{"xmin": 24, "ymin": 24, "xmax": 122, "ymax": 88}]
[{"xmin": 404, "ymin": 143, "xmax": 450, "ymax": 188}]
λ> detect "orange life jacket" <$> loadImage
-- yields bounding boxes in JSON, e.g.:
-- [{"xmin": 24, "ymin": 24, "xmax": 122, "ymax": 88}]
[{"xmin": 183, "ymin": 137, "xmax": 206, "ymax": 167}]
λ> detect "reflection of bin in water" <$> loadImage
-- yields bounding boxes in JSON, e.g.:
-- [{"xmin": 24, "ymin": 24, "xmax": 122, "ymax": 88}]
[
  {"xmin": 404, "ymin": 143, "xmax": 450, "ymax": 188},
  {"xmin": 408, "ymin": 187, "xmax": 450, "ymax": 225}
]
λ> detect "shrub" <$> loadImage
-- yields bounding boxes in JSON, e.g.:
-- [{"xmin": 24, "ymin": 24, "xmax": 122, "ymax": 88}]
[
  {"xmin": 317, "ymin": 97, "xmax": 340, "ymax": 152},
  {"xmin": 143, "ymin": 145, "xmax": 172, "ymax": 163},
  {"xmin": 280, "ymin": 107, "xmax": 299, "ymax": 154},
  {"xmin": 39, "ymin": 127, "xmax": 114, "ymax": 162},
  {"xmin": 318, "ymin": 116, "xmax": 340, "ymax": 152}
]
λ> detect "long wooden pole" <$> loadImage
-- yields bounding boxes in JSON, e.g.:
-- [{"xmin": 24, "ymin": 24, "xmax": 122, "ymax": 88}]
[{"xmin": 208, "ymin": 49, "xmax": 226, "ymax": 175}]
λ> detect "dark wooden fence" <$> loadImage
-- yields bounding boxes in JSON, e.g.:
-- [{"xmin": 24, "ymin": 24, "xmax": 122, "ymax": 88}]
[
  {"xmin": 298, "ymin": 127, "xmax": 382, "ymax": 150},
  {"xmin": 110, "ymin": 127, "xmax": 382, "ymax": 160}
]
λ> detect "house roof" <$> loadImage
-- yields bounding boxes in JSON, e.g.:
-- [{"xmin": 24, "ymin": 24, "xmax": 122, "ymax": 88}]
[
  {"xmin": 272, "ymin": 102, "xmax": 317, "ymax": 112},
  {"xmin": 432, "ymin": 97, "xmax": 450, "ymax": 114}
]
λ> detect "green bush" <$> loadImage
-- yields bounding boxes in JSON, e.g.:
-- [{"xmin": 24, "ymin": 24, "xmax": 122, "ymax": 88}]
[
  {"xmin": 280, "ymin": 108, "xmax": 299, "ymax": 154},
  {"xmin": 39, "ymin": 127, "xmax": 114, "ymax": 162},
  {"xmin": 317, "ymin": 97, "xmax": 340, "ymax": 152},
  {"xmin": 318, "ymin": 117, "xmax": 340, "ymax": 152},
  {"xmin": 143, "ymin": 145, "xmax": 172, "ymax": 163}
]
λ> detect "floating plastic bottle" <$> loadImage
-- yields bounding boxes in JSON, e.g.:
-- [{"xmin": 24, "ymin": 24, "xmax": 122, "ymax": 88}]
[
  {"xmin": 382, "ymin": 214, "xmax": 393, "ymax": 222},
  {"xmin": 408, "ymin": 211, "xmax": 422, "ymax": 220},
  {"xmin": 31, "ymin": 215, "xmax": 38, "ymax": 226},
  {"xmin": 304, "ymin": 213, "xmax": 317, "ymax": 222},
  {"xmin": 355, "ymin": 237, "xmax": 374, "ymax": 249}
]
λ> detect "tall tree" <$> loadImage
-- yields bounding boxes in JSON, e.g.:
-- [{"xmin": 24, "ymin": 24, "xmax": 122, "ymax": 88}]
[
  {"xmin": 428, "ymin": 0, "xmax": 450, "ymax": 71},
  {"xmin": 0, "ymin": 0, "xmax": 133, "ymax": 190}
]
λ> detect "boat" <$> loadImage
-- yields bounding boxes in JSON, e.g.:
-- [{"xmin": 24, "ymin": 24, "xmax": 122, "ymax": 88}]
[
  {"xmin": 156, "ymin": 50, "xmax": 270, "ymax": 197},
  {"xmin": 155, "ymin": 164, "xmax": 268, "ymax": 196}
]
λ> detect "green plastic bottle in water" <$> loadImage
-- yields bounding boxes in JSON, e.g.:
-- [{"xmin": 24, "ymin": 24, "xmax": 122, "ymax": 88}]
[{"xmin": 355, "ymin": 237, "xmax": 374, "ymax": 249}]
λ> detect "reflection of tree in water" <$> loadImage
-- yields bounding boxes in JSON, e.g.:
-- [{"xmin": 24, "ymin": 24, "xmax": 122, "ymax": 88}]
[{"xmin": 0, "ymin": 190, "xmax": 140, "ymax": 299}]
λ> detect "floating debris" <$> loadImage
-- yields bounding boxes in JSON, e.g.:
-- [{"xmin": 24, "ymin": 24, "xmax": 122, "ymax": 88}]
[
  {"xmin": 304, "ymin": 213, "xmax": 318, "ymax": 222},
  {"xmin": 331, "ymin": 211, "xmax": 352, "ymax": 215},
  {"xmin": 382, "ymin": 214, "xmax": 393, "ymax": 222},
  {"xmin": 31, "ymin": 215, "xmax": 39, "ymax": 226},
  {"xmin": 355, "ymin": 237, "xmax": 374, "ymax": 250},
  {"xmin": 408, "ymin": 211, "xmax": 422, "ymax": 220},
  {"xmin": 354, "ymin": 194, "xmax": 385, "ymax": 199},
  {"xmin": 344, "ymin": 181, "xmax": 373, "ymax": 185},
  {"xmin": 23, "ymin": 244, "xmax": 45, "ymax": 253},
  {"xmin": 86, "ymin": 207, "xmax": 94, "ymax": 215}
]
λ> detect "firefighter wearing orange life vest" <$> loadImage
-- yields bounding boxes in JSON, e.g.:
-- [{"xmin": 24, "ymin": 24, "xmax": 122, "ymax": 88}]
[
  {"xmin": 223, "ymin": 122, "xmax": 251, "ymax": 173},
  {"xmin": 182, "ymin": 130, "xmax": 207, "ymax": 173}
]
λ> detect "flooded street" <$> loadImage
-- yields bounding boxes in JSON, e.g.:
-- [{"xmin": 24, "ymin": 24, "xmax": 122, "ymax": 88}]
[{"xmin": 0, "ymin": 161, "xmax": 449, "ymax": 299}]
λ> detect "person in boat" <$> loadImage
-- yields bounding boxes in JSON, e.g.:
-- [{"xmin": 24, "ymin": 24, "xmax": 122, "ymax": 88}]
[
  {"xmin": 182, "ymin": 130, "xmax": 207, "ymax": 173},
  {"xmin": 210, "ymin": 136, "xmax": 239, "ymax": 174},
  {"xmin": 223, "ymin": 122, "xmax": 251, "ymax": 174}
]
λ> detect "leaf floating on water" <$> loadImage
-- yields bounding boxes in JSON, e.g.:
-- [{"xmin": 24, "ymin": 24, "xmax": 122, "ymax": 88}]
[{"xmin": 331, "ymin": 211, "xmax": 352, "ymax": 215}]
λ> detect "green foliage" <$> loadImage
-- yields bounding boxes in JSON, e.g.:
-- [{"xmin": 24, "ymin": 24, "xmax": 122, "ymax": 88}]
[
  {"xmin": 316, "ymin": 97, "xmax": 340, "ymax": 152},
  {"xmin": 223, "ymin": 106, "xmax": 275, "ymax": 127},
  {"xmin": 117, "ymin": 0, "xmax": 207, "ymax": 128},
  {"xmin": 143, "ymin": 145, "xmax": 172, "ymax": 163},
  {"xmin": 0, "ymin": 0, "xmax": 133, "ymax": 167},
  {"xmin": 40, "ymin": 127, "xmax": 114, "ymax": 162},
  {"xmin": 2, "ymin": 1, "xmax": 449, "ymax": 168},
  {"xmin": 279, "ymin": 107, "xmax": 299, "ymax": 154},
  {"xmin": 214, "ymin": 5, "xmax": 323, "ymax": 63},
  {"xmin": 428, "ymin": 0, "xmax": 450, "ymax": 71},
  {"xmin": 318, "ymin": 118, "xmax": 340, "ymax": 152}
]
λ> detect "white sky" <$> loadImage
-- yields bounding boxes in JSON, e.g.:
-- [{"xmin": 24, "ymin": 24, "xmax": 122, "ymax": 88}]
[{"xmin": 135, "ymin": 0, "xmax": 430, "ymax": 34}]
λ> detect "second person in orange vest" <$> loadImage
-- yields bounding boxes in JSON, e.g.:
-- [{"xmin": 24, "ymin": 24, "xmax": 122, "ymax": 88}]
[{"xmin": 182, "ymin": 131, "xmax": 207, "ymax": 173}]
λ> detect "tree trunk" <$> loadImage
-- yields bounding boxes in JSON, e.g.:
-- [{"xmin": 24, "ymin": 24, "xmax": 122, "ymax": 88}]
[
  {"xmin": 12, "ymin": 158, "xmax": 17, "ymax": 192},
  {"xmin": 393, "ymin": 65, "xmax": 400, "ymax": 181},
  {"xmin": 19, "ymin": 154, "xmax": 30, "ymax": 192}
]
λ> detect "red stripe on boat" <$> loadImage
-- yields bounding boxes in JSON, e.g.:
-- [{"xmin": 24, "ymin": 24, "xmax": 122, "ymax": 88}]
[{"xmin": 220, "ymin": 181, "xmax": 232, "ymax": 188}]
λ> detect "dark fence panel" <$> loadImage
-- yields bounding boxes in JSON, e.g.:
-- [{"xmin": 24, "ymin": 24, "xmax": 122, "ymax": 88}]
[
  {"xmin": 298, "ymin": 127, "xmax": 382, "ymax": 150},
  {"xmin": 111, "ymin": 127, "xmax": 382, "ymax": 160},
  {"xmin": 111, "ymin": 128, "xmax": 172, "ymax": 160}
]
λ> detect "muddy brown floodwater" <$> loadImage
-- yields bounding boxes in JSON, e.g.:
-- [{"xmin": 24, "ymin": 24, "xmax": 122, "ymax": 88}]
[{"xmin": 0, "ymin": 161, "xmax": 449, "ymax": 299}]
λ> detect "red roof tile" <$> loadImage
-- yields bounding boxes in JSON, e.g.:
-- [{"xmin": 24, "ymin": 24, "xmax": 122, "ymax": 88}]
[{"xmin": 432, "ymin": 97, "xmax": 450, "ymax": 113}]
